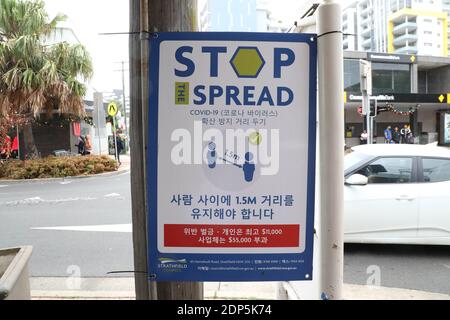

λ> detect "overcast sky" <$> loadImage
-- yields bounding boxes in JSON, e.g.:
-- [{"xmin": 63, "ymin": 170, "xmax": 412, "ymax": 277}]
[
  {"xmin": 42, "ymin": 0, "xmax": 353, "ymax": 100},
  {"xmin": 44, "ymin": 0, "xmax": 129, "ymax": 99}
]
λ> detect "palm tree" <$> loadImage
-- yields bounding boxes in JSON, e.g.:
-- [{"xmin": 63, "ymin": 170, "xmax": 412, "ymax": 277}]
[{"xmin": 0, "ymin": 0, "xmax": 93, "ymax": 158}]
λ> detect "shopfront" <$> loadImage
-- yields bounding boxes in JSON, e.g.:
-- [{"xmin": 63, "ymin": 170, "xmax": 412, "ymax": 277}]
[{"xmin": 343, "ymin": 51, "xmax": 450, "ymax": 147}]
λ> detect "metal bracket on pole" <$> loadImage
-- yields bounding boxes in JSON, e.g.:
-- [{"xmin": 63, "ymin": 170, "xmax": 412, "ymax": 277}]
[{"xmin": 360, "ymin": 59, "xmax": 373, "ymax": 144}]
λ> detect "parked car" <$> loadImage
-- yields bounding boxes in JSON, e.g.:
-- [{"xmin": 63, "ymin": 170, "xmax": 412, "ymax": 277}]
[{"xmin": 344, "ymin": 144, "xmax": 450, "ymax": 245}]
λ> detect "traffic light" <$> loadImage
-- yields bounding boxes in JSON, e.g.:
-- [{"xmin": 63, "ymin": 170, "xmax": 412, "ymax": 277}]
[
  {"xmin": 357, "ymin": 106, "xmax": 363, "ymax": 115},
  {"xmin": 359, "ymin": 104, "xmax": 390, "ymax": 116}
]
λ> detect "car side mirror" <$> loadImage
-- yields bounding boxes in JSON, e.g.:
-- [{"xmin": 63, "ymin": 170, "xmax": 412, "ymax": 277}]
[{"xmin": 345, "ymin": 174, "xmax": 368, "ymax": 186}]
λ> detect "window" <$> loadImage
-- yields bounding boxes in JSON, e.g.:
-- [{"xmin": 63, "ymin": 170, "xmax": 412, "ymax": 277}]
[
  {"xmin": 372, "ymin": 63, "xmax": 411, "ymax": 94},
  {"xmin": 422, "ymin": 158, "xmax": 450, "ymax": 182},
  {"xmin": 357, "ymin": 157, "xmax": 413, "ymax": 184},
  {"xmin": 345, "ymin": 151, "xmax": 372, "ymax": 173},
  {"xmin": 344, "ymin": 59, "xmax": 361, "ymax": 92}
]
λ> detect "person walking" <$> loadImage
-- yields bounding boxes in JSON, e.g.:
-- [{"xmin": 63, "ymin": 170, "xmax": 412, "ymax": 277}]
[
  {"xmin": 116, "ymin": 135, "xmax": 124, "ymax": 165},
  {"xmin": 406, "ymin": 129, "xmax": 415, "ymax": 144},
  {"xmin": 360, "ymin": 130, "xmax": 368, "ymax": 145},
  {"xmin": 75, "ymin": 136, "xmax": 86, "ymax": 155},
  {"xmin": 392, "ymin": 127, "xmax": 401, "ymax": 144},
  {"xmin": 384, "ymin": 126, "xmax": 392, "ymax": 144},
  {"xmin": 400, "ymin": 125, "xmax": 411, "ymax": 144},
  {"xmin": 84, "ymin": 134, "xmax": 92, "ymax": 155}
]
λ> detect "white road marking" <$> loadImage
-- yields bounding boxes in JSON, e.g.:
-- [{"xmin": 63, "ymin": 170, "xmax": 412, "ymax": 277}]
[
  {"xmin": 103, "ymin": 193, "xmax": 124, "ymax": 200},
  {"xmin": 60, "ymin": 181, "xmax": 73, "ymax": 185},
  {"xmin": 0, "ymin": 185, "xmax": 8, "ymax": 188},
  {"xmin": 443, "ymin": 264, "xmax": 450, "ymax": 270},
  {"xmin": 31, "ymin": 224, "xmax": 132, "ymax": 233},
  {"xmin": 104, "ymin": 193, "xmax": 121, "ymax": 198},
  {"xmin": 3, "ymin": 196, "xmax": 97, "ymax": 206}
]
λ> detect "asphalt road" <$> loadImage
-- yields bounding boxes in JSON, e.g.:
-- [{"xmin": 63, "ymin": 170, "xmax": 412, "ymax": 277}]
[
  {"xmin": 1, "ymin": 172, "xmax": 449, "ymax": 295},
  {"xmin": 0, "ymin": 172, "xmax": 133, "ymax": 278},
  {"xmin": 344, "ymin": 243, "xmax": 450, "ymax": 295}
]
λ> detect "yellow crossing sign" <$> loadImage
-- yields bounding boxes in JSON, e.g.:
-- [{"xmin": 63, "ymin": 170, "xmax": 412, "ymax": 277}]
[{"xmin": 108, "ymin": 102, "xmax": 118, "ymax": 117}]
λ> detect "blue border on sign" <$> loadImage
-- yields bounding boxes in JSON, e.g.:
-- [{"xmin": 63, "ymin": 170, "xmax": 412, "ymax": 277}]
[{"xmin": 147, "ymin": 32, "xmax": 317, "ymax": 282}]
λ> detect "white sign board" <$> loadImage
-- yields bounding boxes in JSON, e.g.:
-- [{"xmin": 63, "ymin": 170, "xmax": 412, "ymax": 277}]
[{"xmin": 148, "ymin": 32, "xmax": 317, "ymax": 282}]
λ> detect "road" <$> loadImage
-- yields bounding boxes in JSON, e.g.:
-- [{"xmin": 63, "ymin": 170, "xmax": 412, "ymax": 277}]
[
  {"xmin": 344, "ymin": 244, "xmax": 450, "ymax": 295},
  {"xmin": 0, "ymin": 172, "xmax": 133, "ymax": 277},
  {"xmin": 1, "ymin": 173, "xmax": 449, "ymax": 295}
]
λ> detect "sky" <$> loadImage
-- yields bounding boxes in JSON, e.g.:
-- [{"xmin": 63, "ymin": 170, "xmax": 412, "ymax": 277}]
[
  {"xmin": 42, "ymin": 0, "xmax": 354, "ymax": 100},
  {"xmin": 44, "ymin": 0, "xmax": 129, "ymax": 99}
]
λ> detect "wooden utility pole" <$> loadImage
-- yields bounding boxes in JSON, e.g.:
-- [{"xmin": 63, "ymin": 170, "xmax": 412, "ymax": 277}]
[
  {"xmin": 129, "ymin": 0, "xmax": 153, "ymax": 300},
  {"xmin": 129, "ymin": 0, "xmax": 202, "ymax": 300}
]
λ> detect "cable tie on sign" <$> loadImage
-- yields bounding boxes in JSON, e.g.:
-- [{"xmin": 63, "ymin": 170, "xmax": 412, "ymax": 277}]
[
  {"xmin": 317, "ymin": 30, "xmax": 343, "ymax": 38},
  {"xmin": 107, "ymin": 270, "xmax": 148, "ymax": 275}
]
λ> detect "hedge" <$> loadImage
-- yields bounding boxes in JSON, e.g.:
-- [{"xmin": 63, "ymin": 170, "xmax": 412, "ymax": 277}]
[{"xmin": 0, "ymin": 155, "xmax": 118, "ymax": 179}]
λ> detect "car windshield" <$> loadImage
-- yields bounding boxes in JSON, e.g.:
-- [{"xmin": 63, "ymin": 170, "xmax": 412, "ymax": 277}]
[{"xmin": 344, "ymin": 150, "xmax": 372, "ymax": 173}]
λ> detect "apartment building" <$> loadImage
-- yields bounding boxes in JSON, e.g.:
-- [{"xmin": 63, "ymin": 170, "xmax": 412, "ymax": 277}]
[
  {"xmin": 343, "ymin": 2, "xmax": 358, "ymax": 50},
  {"xmin": 345, "ymin": 0, "xmax": 449, "ymax": 56},
  {"xmin": 388, "ymin": 0, "xmax": 448, "ymax": 56}
]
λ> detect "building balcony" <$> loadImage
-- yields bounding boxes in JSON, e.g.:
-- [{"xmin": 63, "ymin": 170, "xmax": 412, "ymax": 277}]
[
  {"xmin": 391, "ymin": 12, "xmax": 417, "ymax": 24},
  {"xmin": 360, "ymin": 6, "xmax": 370, "ymax": 18},
  {"xmin": 361, "ymin": 27, "xmax": 371, "ymax": 37},
  {"xmin": 393, "ymin": 21, "xmax": 417, "ymax": 35},
  {"xmin": 360, "ymin": 15, "xmax": 370, "ymax": 27},
  {"xmin": 394, "ymin": 45, "xmax": 418, "ymax": 55},
  {"xmin": 361, "ymin": 37, "xmax": 372, "ymax": 47},
  {"xmin": 393, "ymin": 33, "xmax": 417, "ymax": 46}
]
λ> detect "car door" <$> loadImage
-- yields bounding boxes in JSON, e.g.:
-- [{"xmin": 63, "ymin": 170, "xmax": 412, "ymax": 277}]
[
  {"xmin": 344, "ymin": 156, "xmax": 419, "ymax": 243},
  {"xmin": 416, "ymin": 157, "xmax": 450, "ymax": 244}
]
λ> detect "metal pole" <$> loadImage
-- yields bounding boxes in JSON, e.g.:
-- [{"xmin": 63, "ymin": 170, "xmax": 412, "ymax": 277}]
[
  {"xmin": 94, "ymin": 92, "xmax": 103, "ymax": 155},
  {"xmin": 121, "ymin": 61, "xmax": 129, "ymax": 152},
  {"xmin": 98, "ymin": 103, "xmax": 102, "ymax": 154},
  {"xmin": 16, "ymin": 125, "xmax": 20, "ymax": 159},
  {"xmin": 371, "ymin": 98, "xmax": 377, "ymax": 143},
  {"xmin": 317, "ymin": 0, "xmax": 344, "ymax": 300},
  {"xmin": 366, "ymin": 101, "xmax": 372, "ymax": 144},
  {"xmin": 113, "ymin": 116, "xmax": 119, "ymax": 162}
]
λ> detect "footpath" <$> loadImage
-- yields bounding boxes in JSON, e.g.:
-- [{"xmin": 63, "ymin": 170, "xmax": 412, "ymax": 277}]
[{"xmin": 29, "ymin": 277, "xmax": 450, "ymax": 300}]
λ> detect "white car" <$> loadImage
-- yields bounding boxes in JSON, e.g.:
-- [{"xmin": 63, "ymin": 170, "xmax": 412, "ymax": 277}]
[{"xmin": 344, "ymin": 143, "xmax": 450, "ymax": 245}]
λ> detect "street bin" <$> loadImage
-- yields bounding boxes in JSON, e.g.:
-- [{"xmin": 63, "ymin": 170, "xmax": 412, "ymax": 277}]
[{"xmin": 0, "ymin": 246, "xmax": 33, "ymax": 300}]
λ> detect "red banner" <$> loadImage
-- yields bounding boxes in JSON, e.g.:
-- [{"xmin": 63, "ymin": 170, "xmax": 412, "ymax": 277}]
[{"xmin": 164, "ymin": 224, "xmax": 300, "ymax": 248}]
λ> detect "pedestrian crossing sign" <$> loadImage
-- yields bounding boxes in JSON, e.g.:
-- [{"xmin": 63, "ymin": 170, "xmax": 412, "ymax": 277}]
[{"xmin": 108, "ymin": 102, "xmax": 118, "ymax": 117}]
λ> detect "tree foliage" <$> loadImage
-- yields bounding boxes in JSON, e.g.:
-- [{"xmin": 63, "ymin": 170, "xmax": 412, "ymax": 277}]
[{"xmin": 0, "ymin": 0, "xmax": 93, "ymax": 122}]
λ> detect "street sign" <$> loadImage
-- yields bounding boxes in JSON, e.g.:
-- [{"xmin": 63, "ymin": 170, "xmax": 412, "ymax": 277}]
[
  {"xmin": 148, "ymin": 32, "xmax": 317, "ymax": 282},
  {"xmin": 108, "ymin": 102, "xmax": 118, "ymax": 117},
  {"xmin": 359, "ymin": 60, "xmax": 372, "ymax": 97},
  {"xmin": 366, "ymin": 52, "xmax": 417, "ymax": 64},
  {"xmin": 107, "ymin": 102, "xmax": 119, "ymax": 161},
  {"xmin": 345, "ymin": 92, "xmax": 450, "ymax": 104}
]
